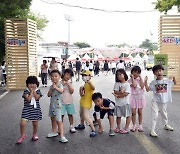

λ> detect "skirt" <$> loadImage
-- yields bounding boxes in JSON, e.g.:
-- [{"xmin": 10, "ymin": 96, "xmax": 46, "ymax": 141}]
[
  {"xmin": 114, "ymin": 104, "xmax": 131, "ymax": 117},
  {"xmin": 130, "ymin": 95, "xmax": 146, "ymax": 109}
]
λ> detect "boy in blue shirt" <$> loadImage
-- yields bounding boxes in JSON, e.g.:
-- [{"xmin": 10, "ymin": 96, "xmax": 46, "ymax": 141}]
[{"xmin": 92, "ymin": 92, "xmax": 115, "ymax": 136}]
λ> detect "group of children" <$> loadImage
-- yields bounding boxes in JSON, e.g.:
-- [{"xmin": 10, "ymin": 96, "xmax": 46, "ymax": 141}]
[{"xmin": 16, "ymin": 64, "xmax": 176, "ymax": 144}]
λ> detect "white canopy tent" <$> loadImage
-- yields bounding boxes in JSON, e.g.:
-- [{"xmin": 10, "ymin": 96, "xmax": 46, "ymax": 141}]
[
  {"xmin": 67, "ymin": 53, "xmax": 80, "ymax": 61},
  {"xmin": 82, "ymin": 53, "xmax": 91, "ymax": 60}
]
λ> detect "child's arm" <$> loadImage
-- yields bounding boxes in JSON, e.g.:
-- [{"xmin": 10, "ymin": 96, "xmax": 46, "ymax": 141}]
[
  {"xmin": 24, "ymin": 89, "xmax": 34, "ymax": 102},
  {"xmin": 33, "ymin": 90, "xmax": 41, "ymax": 100},
  {"xmin": 139, "ymin": 76, "xmax": 145, "ymax": 89},
  {"xmin": 144, "ymin": 76, "xmax": 150, "ymax": 92},
  {"xmin": 66, "ymin": 81, "xmax": 74, "ymax": 94},
  {"xmin": 47, "ymin": 86, "xmax": 53, "ymax": 97},
  {"xmin": 130, "ymin": 75, "xmax": 137, "ymax": 88},
  {"xmin": 87, "ymin": 80, "xmax": 95, "ymax": 90},
  {"xmin": 113, "ymin": 90, "xmax": 129, "ymax": 98},
  {"xmin": 79, "ymin": 86, "xmax": 84, "ymax": 97},
  {"xmin": 169, "ymin": 76, "xmax": 176, "ymax": 85},
  {"xmin": 53, "ymin": 83, "xmax": 63, "ymax": 93}
]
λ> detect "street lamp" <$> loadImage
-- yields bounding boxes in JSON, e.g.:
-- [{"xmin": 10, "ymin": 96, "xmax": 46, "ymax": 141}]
[{"xmin": 64, "ymin": 14, "xmax": 74, "ymax": 59}]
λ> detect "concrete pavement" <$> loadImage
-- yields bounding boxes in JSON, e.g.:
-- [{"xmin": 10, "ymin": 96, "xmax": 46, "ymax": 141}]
[{"xmin": 0, "ymin": 70, "xmax": 180, "ymax": 154}]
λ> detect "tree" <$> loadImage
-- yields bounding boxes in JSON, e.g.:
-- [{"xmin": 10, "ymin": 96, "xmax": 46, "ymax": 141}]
[
  {"xmin": 0, "ymin": 0, "xmax": 48, "ymax": 61},
  {"xmin": 73, "ymin": 42, "xmax": 91, "ymax": 48},
  {"xmin": 27, "ymin": 12, "xmax": 48, "ymax": 39},
  {"xmin": 153, "ymin": 0, "xmax": 180, "ymax": 13},
  {"xmin": 139, "ymin": 39, "xmax": 153, "ymax": 51}
]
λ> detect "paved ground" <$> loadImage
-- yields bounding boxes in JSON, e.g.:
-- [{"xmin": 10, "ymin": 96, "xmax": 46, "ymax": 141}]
[{"xmin": 0, "ymin": 70, "xmax": 180, "ymax": 154}]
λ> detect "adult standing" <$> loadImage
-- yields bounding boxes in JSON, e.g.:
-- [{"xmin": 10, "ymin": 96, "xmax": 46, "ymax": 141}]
[
  {"xmin": 49, "ymin": 58, "xmax": 59, "ymax": 72},
  {"xmin": 0, "ymin": 61, "xmax": 6, "ymax": 86},
  {"xmin": 94, "ymin": 61, "xmax": 100, "ymax": 76},
  {"xmin": 89, "ymin": 60, "xmax": 94, "ymax": 72},
  {"xmin": 103, "ymin": 60, "xmax": 109, "ymax": 76},
  {"xmin": 41, "ymin": 60, "xmax": 48, "ymax": 87},
  {"xmin": 116, "ymin": 60, "xmax": 125, "ymax": 70},
  {"xmin": 75, "ymin": 58, "xmax": 81, "ymax": 81},
  {"xmin": 111, "ymin": 60, "xmax": 116, "ymax": 74}
]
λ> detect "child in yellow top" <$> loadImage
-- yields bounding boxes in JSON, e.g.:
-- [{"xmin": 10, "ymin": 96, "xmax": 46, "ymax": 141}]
[{"xmin": 75, "ymin": 70, "xmax": 97, "ymax": 137}]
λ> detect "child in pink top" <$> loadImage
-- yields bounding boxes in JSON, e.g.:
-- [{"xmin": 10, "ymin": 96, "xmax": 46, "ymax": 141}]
[{"xmin": 128, "ymin": 66, "xmax": 146, "ymax": 132}]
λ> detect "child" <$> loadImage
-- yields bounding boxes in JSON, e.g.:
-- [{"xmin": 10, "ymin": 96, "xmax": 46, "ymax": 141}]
[
  {"xmin": 47, "ymin": 70, "xmax": 68, "ymax": 143},
  {"xmin": 75, "ymin": 70, "xmax": 97, "ymax": 137},
  {"xmin": 112, "ymin": 69, "xmax": 131, "ymax": 134},
  {"xmin": 92, "ymin": 92, "xmax": 115, "ymax": 136},
  {"xmin": 144, "ymin": 64, "xmax": 176, "ymax": 137},
  {"xmin": 128, "ymin": 66, "xmax": 146, "ymax": 132},
  {"xmin": 61, "ymin": 69, "xmax": 76, "ymax": 133},
  {"xmin": 16, "ymin": 76, "xmax": 42, "ymax": 144}
]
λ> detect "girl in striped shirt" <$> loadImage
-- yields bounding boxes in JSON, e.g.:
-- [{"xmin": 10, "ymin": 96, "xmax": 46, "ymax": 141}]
[{"xmin": 16, "ymin": 76, "xmax": 42, "ymax": 144}]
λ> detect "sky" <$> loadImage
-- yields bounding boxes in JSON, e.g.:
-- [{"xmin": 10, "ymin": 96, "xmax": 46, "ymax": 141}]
[{"xmin": 30, "ymin": 0, "xmax": 178, "ymax": 47}]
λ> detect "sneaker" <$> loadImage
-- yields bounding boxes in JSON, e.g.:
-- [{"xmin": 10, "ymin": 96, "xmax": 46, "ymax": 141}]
[
  {"xmin": 150, "ymin": 131, "xmax": 158, "ymax": 137},
  {"xmin": 16, "ymin": 134, "xmax": 27, "ymax": 144},
  {"xmin": 45, "ymin": 85, "xmax": 47, "ymax": 87},
  {"xmin": 47, "ymin": 132, "xmax": 58, "ymax": 138},
  {"xmin": 93, "ymin": 121, "xmax": 98, "ymax": 126},
  {"xmin": 32, "ymin": 135, "xmax": 39, "ymax": 141},
  {"xmin": 90, "ymin": 131, "xmax": 97, "ymax": 137},
  {"xmin": 70, "ymin": 127, "xmax": 76, "ymax": 133},
  {"xmin": 130, "ymin": 125, "xmax": 136, "ymax": 132},
  {"xmin": 120, "ymin": 129, "xmax": 129, "ymax": 134},
  {"xmin": 164, "ymin": 125, "xmax": 174, "ymax": 131},
  {"xmin": 137, "ymin": 125, "xmax": 144, "ymax": 132},
  {"xmin": 59, "ymin": 136, "xmax": 68, "ymax": 143},
  {"xmin": 114, "ymin": 128, "xmax": 120, "ymax": 133},
  {"xmin": 75, "ymin": 124, "xmax": 85, "ymax": 130},
  {"xmin": 109, "ymin": 129, "xmax": 115, "ymax": 136}
]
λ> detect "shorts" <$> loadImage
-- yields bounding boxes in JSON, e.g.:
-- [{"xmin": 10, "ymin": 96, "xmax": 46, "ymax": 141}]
[
  {"xmin": 94, "ymin": 109, "xmax": 114, "ymax": 119},
  {"xmin": 49, "ymin": 106, "xmax": 62, "ymax": 122},
  {"xmin": 61, "ymin": 104, "xmax": 75, "ymax": 115},
  {"xmin": 114, "ymin": 104, "xmax": 131, "ymax": 117}
]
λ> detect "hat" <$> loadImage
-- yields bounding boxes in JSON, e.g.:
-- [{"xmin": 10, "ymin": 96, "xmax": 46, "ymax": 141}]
[{"xmin": 81, "ymin": 70, "xmax": 92, "ymax": 76}]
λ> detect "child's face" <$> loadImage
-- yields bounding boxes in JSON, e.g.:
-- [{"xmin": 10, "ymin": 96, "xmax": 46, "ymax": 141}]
[
  {"xmin": 154, "ymin": 69, "xmax": 164, "ymax": 79},
  {"xmin": 117, "ymin": 72, "xmax": 125, "ymax": 81},
  {"xmin": 51, "ymin": 72, "xmax": 60, "ymax": 83},
  {"xmin": 132, "ymin": 71, "xmax": 140, "ymax": 79},
  {"xmin": 93, "ymin": 98, "xmax": 103, "ymax": 107},
  {"xmin": 82, "ymin": 75, "xmax": 90, "ymax": 82},
  {"xmin": 63, "ymin": 73, "xmax": 71, "ymax": 81},
  {"xmin": 27, "ymin": 83, "xmax": 37, "ymax": 90}
]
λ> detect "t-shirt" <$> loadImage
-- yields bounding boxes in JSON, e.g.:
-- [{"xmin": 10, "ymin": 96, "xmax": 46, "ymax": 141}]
[
  {"xmin": 128, "ymin": 77, "xmax": 144, "ymax": 99},
  {"xmin": 116, "ymin": 62, "xmax": 125, "ymax": 70},
  {"xmin": 94, "ymin": 98, "xmax": 115, "ymax": 112},
  {"xmin": 80, "ymin": 82, "xmax": 94, "ymax": 108},
  {"xmin": 76, "ymin": 61, "xmax": 81, "ymax": 71},
  {"xmin": 61, "ymin": 82, "xmax": 73, "ymax": 104},
  {"xmin": 89, "ymin": 63, "xmax": 94, "ymax": 70},
  {"xmin": 113, "ymin": 82, "xmax": 131, "ymax": 106},
  {"xmin": 149, "ymin": 78, "xmax": 174, "ymax": 103}
]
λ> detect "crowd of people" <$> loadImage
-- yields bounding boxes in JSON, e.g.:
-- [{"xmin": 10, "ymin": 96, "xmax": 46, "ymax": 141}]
[
  {"xmin": 39, "ymin": 57, "xmax": 141, "ymax": 87},
  {"xmin": 16, "ymin": 62, "xmax": 176, "ymax": 144}
]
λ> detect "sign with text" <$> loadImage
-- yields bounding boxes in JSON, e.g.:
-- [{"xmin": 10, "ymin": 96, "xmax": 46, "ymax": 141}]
[{"xmin": 154, "ymin": 54, "xmax": 168, "ymax": 77}]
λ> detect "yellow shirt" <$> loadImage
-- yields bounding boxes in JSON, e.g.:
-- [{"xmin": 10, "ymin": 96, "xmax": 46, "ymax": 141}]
[{"xmin": 80, "ymin": 82, "xmax": 94, "ymax": 108}]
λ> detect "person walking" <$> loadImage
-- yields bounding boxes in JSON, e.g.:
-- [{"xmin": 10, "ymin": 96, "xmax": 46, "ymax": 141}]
[{"xmin": 41, "ymin": 60, "xmax": 48, "ymax": 87}]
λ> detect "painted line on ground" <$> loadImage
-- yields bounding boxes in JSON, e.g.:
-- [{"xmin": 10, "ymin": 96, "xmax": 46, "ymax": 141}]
[
  {"xmin": 0, "ymin": 91, "xmax": 9, "ymax": 100},
  {"xmin": 133, "ymin": 132, "xmax": 162, "ymax": 154}
]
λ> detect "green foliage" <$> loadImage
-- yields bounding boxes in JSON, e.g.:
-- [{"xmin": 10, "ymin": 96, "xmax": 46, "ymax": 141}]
[
  {"xmin": 0, "ymin": 0, "xmax": 48, "ymax": 62},
  {"xmin": 139, "ymin": 39, "xmax": 153, "ymax": 51},
  {"xmin": 153, "ymin": 0, "xmax": 180, "ymax": 13},
  {"xmin": 73, "ymin": 42, "xmax": 91, "ymax": 48},
  {"xmin": 27, "ymin": 12, "xmax": 48, "ymax": 39}
]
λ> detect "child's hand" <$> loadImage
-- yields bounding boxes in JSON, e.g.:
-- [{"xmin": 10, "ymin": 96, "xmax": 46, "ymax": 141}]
[
  {"xmin": 52, "ymin": 83, "xmax": 57, "ymax": 89},
  {"xmin": 112, "ymin": 92, "xmax": 118, "ymax": 97},
  {"xmin": 121, "ymin": 89, "xmax": 125, "ymax": 93},
  {"xmin": 144, "ymin": 76, "xmax": 148, "ymax": 82},
  {"xmin": 62, "ymin": 80, "xmax": 67, "ymax": 85},
  {"xmin": 130, "ymin": 74, "xmax": 134, "ymax": 79},
  {"xmin": 79, "ymin": 86, "xmax": 85, "ymax": 96},
  {"xmin": 100, "ymin": 105, "xmax": 105, "ymax": 110}
]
